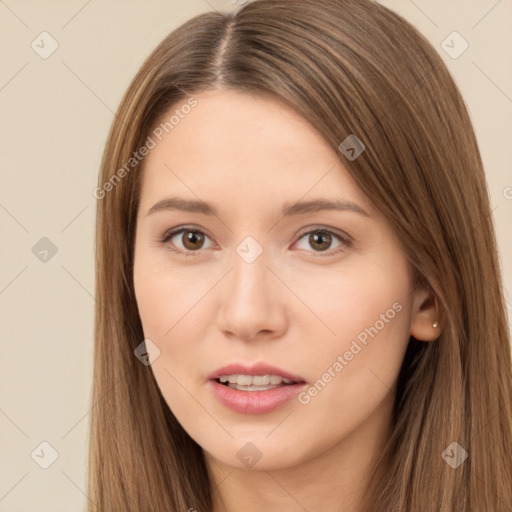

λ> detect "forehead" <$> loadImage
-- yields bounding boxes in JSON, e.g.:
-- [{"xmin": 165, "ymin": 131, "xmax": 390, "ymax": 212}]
[
  {"xmin": 147, "ymin": 89, "xmax": 332, "ymax": 167},
  {"xmin": 139, "ymin": 89, "xmax": 374, "ymax": 217}
]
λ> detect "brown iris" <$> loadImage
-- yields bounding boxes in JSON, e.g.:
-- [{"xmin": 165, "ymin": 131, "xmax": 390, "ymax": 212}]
[
  {"xmin": 308, "ymin": 230, "xmax": 332, "ymax": 251},
  {"xmin": 181, "ymin": 230, "xmax": 205, "ymax": 250}
]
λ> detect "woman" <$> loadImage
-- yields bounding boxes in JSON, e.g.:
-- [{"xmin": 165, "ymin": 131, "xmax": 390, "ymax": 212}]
[{"xmin": 88, "ymin": 0, "xmax": 512, "ymax": 510}]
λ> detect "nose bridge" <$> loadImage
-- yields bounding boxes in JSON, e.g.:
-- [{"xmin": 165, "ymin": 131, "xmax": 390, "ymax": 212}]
[
  {"xmin": 230, "ymin": 236, "xmax": 272, "ymax": 305},
  {"xmin": 217, "ymin": 235, "xmax": 286, "ymax": 339}
]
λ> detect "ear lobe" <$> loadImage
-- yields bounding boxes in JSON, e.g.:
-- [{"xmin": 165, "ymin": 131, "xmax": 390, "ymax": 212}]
[{"xmin": 410, "ymin": 285, "xmax": 442, "ymax": 342}]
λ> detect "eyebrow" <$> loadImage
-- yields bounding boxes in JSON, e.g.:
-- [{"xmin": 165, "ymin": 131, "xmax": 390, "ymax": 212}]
[{"xmin": 146, "ymin": 197, "xmax": 371, "ymax": 218}]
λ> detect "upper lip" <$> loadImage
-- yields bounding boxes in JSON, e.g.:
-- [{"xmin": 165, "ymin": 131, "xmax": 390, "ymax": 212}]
[{"xmin": 208, "ymin": 362, "xmax": 306, "ymax": 383}]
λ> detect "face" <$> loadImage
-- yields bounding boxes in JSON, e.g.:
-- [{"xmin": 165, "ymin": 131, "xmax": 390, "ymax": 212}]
[{"xmin": 133, "ymin": 89, "xmax": 426, "ymax": 474}]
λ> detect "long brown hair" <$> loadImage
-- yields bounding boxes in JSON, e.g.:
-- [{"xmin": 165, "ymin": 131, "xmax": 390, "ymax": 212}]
[{"xmin": 88, "ymin": 0, "xmax": 512, "ymax": 510}]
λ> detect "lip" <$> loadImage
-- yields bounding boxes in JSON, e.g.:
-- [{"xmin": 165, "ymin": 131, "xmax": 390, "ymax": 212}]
[
  {"xmin": 207, "ymin": 362, "xmax": 306, "ymax": 383},
  {"xmin": 207, "ymin": 362, "xmax": 307, "ymax": 414},
  {"xmin": 209, "ymin": 380, "xmax": 307, "ymax": 414}
]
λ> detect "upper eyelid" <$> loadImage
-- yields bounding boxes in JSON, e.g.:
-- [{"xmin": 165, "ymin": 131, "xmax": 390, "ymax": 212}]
[{"xmin": 295, "ymin": 226, "xmax": 351, "ymax": 240}]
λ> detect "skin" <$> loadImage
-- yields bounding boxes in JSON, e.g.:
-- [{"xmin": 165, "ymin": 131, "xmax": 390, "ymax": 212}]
[{"xmin": 133, "ymin": 89, "xmax": 440, "ymax": 511}]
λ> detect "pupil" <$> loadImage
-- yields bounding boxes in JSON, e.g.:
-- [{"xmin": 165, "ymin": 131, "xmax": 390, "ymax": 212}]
[
  {"xmin": 311, "ymin": 231, "xmax": 330, "ymax": 250},
  {"xmin": 184, "ymin": 231, "xmax": 203, "ymax": 249}
]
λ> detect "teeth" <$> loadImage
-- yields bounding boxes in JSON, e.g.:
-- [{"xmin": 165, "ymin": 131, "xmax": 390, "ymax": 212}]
[
  {"xmin": 218, "ymin": 374, "xmax": 296, "ymax": 386},
  {"xmin": 270, "ymin": 375, "xmax": 282, "ymax": 385},
  {"xmin": 229, "ymin": 383, "xmax": 279, "ymax": 391},
  {"xmin": 252, "ymin": 375, "xmax": 270, "ymax": 385}
]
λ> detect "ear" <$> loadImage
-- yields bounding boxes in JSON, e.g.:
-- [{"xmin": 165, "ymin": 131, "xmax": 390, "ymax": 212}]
[{"xmin": 410, "ymin": 283, "xmax": 442, "ymax": 342}]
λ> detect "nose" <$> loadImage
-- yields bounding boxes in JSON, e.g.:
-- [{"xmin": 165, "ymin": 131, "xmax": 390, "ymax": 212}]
[{"xmin": 216, "ymin": 247, "xmax": 288, "ymax": 342}]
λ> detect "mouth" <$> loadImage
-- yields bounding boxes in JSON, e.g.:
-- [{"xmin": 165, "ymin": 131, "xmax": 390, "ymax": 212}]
[
  {"xmin": 208, "ymin": 365, "xmax": 307, "ymax": 414},
  {"xmin": 214, "ymin": 374, "xmax": 303, "ymax": 391},
  {"xmin": 207, "ymin": 362, "xmax": 306, "ymax": 385}
]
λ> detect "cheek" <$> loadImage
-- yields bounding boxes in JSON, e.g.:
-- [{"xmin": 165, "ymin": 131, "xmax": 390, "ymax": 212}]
[
  {"xmin": 283, "ymin": 250, "xmax": 411, "ymax": 346},
  {"xmin": 133, "ymin": 260, "xmax": 204, "ymax": 416},
  {"xmin": 133, "ymin": 252, "xmax": 216, "ymax": 406},
  {"xmin": 133, "ymin": 249, "xmax": 211, "ymax": 338},
  {"xmin": 293, "ymin": 258, "xmax": 412, "ymax": 425}
]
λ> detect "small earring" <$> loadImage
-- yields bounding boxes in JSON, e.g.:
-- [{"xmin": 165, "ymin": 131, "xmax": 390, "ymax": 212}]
[{"xmin": 433, "ymin": 296, "xmax": 439, "ymax": 329}]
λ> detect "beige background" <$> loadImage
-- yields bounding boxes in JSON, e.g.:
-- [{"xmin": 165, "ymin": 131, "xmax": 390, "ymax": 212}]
[{"xmin": 0, "ymin": 0, "xmax": 511, "ymax": 510}]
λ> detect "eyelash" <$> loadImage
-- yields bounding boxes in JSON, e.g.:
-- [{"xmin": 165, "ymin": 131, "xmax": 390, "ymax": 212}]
[{"xmin": 158, "ymin": 225, "xmax": 354, "ymax": 258}]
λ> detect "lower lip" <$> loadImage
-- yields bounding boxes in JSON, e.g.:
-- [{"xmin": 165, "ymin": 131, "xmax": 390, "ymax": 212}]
[{"xmin": 209, "ymin": 380, "xmax": 306, "ymax": 414}]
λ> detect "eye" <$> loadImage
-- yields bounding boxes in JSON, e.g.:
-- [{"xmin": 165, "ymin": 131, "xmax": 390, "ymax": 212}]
[
  {"xmin": 160, "ymin": 227, "xmax": 215, "ymax": 257},
  {"xmin": 293, "ymin": 227, "xmax": 353, "ymax": 256},
  {"xmin": 159, "ymin": 226, "xmax": 353, "ymax": 257}
]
